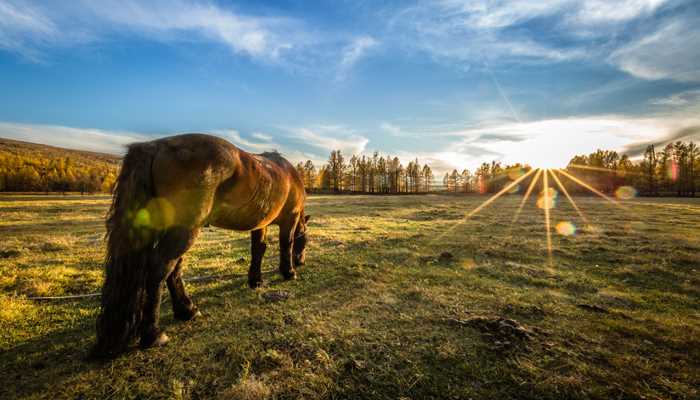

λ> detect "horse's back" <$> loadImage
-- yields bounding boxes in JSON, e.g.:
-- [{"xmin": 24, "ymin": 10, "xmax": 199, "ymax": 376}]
[{"xmin": 132, "ymin": 133, "xmax": 303, "ymax": 231}]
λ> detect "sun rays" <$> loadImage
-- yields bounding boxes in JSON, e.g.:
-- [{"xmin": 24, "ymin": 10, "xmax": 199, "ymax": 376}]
[
  {"xmin": 542, "ymin": 169, "xmax": 553, "ymax": 264},
  {"xmin": 437, "ymin": 165, "xmax": 635, "ymax": 265}
]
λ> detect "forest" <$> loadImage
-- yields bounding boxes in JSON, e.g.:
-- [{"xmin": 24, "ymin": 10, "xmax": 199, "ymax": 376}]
[
  {"xmin": 0, "ymin": 138, "xmax": 119, "ymax": 193},
  {"xmin": 1, "ymin": 137, "xmax": 698, "ymax": 197}
]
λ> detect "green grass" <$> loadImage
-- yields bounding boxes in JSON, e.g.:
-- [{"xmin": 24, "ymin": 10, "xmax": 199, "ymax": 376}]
[{"xmin": 1, "ymin": 193, "xmax": 699, "ymax": 399}]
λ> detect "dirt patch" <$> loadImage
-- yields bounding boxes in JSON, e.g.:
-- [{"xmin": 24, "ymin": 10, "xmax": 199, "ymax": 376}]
[
  {"xmin": 420, "ymin": 251, "xmax": 457, "ymax": 265},
  {"xmin": 0, "ymin": 249, "xmax": 21, "ymax": 258},
  {"xmin": 577, "ymin": 303, "xmax": 609, "ymax": 313},
  {"xmin": 408, "ymin": 209, "xmax": 463, "ymax": 221},
  {"xmin": 262, "ymin": 290, "xmax": 291, "ymax": 303},
  {"xmin": 448, "ymin": 315, "xmax": 538, "ymax": 351}
]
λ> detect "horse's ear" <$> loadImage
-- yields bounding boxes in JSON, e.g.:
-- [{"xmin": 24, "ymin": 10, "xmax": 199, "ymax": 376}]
[{"xmin": 304, "ymin": 215, "xmax": 311, "ymax": 224}]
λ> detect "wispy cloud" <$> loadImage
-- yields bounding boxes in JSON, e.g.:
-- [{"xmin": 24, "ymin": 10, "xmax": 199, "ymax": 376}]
[
  {"xmin": 78, "ymin": 0, "xmax": 304, "ymax": 62},
  {"xmin": 622, "ymin": 125, "xmax": 700, "ymax": 156},
  {"xmin": 0, "ymin": 121, "xmax": 145, "ymax": 154},
  {"xmin": 650, "ymin": 89, "xmax": 700, "ymax": 107},
  {"xmin": 251, "ymin": 132, "xmax": 273, "ymax": 142},
  {"xmin": 336, "ymin": 35, "xmax": 378, "ymax": 81},
  {"xmin": 567, "ymin": 0, "xmax": 669, "ymax": 26},
  {"xmin": 380, "ymin": 122, "xmax": 402, "ymax": 136},
  {"xmin": 0, "ymin": 0, "xmax": 374, "ymax": 75},
  {"xmin": 390, "ymin": 0, "xmax": 676, "ymax": 74},
  {"xmin": 609, "ymin": 18, "xmax": 700, "ymax": 82},
  {"xmin": 0, "ymin": 1, "xmax": 57, "ymax": 60},
  {"xmin": 286, "ymin": 125, "xmax": 369, "ymax": 155},
  {"xmin": 212, "ymin": 129, "xmax": 281, "ymax": 153}
]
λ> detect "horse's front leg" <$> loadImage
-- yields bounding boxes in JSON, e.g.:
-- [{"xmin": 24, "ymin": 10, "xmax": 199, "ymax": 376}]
[
  {"xmin": 278, "ymin": 216, "xmax": 299, "ymax": 280},
  {"xmin": 248, "ymin": 227, "xmax": 267, "ymax": 288}
]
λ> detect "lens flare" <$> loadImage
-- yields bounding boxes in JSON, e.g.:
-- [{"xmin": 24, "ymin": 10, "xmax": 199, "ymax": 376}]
[
  {"xmin": 508, "ymin": 167, "xmax": 526, "ymax": 180},
  {"xmin": 555, "ymin": 221, "xmax": 576, "ymax": 236},
  {"xmin": 614, "ymin": 186, "xmax": 637, "ymax": 200},
  {"xmin": 668, "ymin": 161, "xmax": 679, "ymax": 181},
  {"xmin": 134, "ymin": 208, "xmax": 151, "ymax": 227},
  {"xmin": 537, "ymin": 187, "xmax": 558, "ymax": 210}
]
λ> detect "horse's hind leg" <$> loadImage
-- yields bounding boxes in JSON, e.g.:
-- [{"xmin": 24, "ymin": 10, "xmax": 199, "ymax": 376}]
[
  {"xmin": 278, "ymin": 215, "xmax": 300, "ymax": 280},
  {"xmin": 167, "ymin": 257, "xmax": 200, "ymax": 320},
  {"xmin": 248, "ymin": 227, "xmax": 267, "ymax": 288},
  {"xmin": 141, "ymin": 226, "xmax": 199, "ymax": 348}
]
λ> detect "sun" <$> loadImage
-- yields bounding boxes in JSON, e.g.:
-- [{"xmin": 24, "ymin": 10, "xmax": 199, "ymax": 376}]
[{"xmin": 531, "ymin": 158, "xmax": 568, "ymax": 169}]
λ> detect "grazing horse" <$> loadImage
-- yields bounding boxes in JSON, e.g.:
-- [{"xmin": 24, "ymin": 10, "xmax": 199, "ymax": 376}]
[{"xmin": 92, "ymin": 133, "xmax": 309, "ymax": 357}]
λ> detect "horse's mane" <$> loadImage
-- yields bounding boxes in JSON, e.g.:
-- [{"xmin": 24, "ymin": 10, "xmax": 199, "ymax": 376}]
[{"xmin": 259, "ymin": 150, "xmax": 283, "ymax": 159}]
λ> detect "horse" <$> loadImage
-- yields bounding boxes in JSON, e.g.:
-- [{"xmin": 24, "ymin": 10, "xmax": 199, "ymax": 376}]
[{"xmin": 92, "ymin": 133, "xmax": 309, "ymax": 357}]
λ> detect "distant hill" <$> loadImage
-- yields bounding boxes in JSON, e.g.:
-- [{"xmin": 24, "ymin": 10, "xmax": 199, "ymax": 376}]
[{"xmin": 0, "ymin": 137, "xmax": 121, "ymax": 193}]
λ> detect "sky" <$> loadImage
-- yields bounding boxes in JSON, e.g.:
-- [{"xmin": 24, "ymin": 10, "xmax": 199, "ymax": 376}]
[{"xmin": 1, "ymin": 0, "xmax": 700, "ymax": 173}]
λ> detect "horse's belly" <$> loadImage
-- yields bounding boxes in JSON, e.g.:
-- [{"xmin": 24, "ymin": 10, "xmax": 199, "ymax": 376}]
[
  {"xmin": 208, "ymin": 195, "xmax": 286, "ymax": 231},
  {"xmin": 208, "ymin": 207, "xmax": 273, "ymax": 231}
]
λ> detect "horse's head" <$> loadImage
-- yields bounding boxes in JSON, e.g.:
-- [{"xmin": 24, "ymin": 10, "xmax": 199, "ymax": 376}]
[{"xmin": 293, "ymin": 214, "xmax": 310, "ymax": 266}]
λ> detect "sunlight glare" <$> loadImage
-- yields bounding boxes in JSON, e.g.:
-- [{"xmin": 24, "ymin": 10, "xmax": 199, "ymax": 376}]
[
  {"xmin": 555, "ymin": 221, "xmax": 576, "ymax": 236},
  {"xmin": 614, "ymin": 186, "xmax": 637, "ymax": 200}
]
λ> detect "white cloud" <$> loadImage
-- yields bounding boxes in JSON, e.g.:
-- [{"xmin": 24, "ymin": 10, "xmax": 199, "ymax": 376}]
[
  {"xmin": 287, "ymin": 126, "xmax": 369, "ymax": 156},
  {"xmin": 0, "ymin": 1, "xmax": 57, "ymax": 60},
  {"xmin": 1, "ymin": 1, "xmax": 384, "ymax": 78},
  {"xmin": 212, "ymin": 129, "xmax": 282, "ymax": 153},
  {"xmin": 395, "ymin": 1, "xmax": 582, "ymax": 65},
  {"xmin": 380, "ymin": 122, "xmax": 402, "ymax": 136},
  {"xmin": 569, "ymin": 0, "xmax": 668, "ymax": 25},
  {"xmin": 251, "ymin": 132, "xmax": 273, "ymax": 142},
  {"xmin": 610, "ymin": 19, "xmax": 700, "ymax": 82},
  {"xmin": 650, "ymin": 89, "xmax": 700, "ymax": 107},
  {"xmin": 0, "ymin": 121, "xmax": 145, "ymax": 154},
  {"xmin": 336, "ymin": 35, "xmax": 378, "ymax": 80},
  {"xmin": 391, "ymin": 0, "xmax": 675, "ymax": 70},
  {"xmin": 75, "ymin": 0, "xmax": 305, "ymax": 62},
  {"xmin": 434, "ymin": 0, "xmax": 567, "ymax": 30}
]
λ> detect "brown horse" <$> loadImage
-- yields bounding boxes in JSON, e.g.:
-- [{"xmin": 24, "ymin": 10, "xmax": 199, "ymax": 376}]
[{"xmin": 92, "ymin": 133, "xmax": 309, "ymax": 357}]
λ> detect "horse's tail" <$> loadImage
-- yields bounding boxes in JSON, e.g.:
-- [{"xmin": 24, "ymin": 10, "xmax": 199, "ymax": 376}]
[{"xmin": 93, "ymin": 141, "xmax": 160, "ymax": 357}]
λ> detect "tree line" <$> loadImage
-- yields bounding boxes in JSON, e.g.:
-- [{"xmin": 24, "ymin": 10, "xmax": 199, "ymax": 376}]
[
  {"xmin": 298, "ymin": 140, "xmax": 698, "ymax": 197},
  {"xmin": 295, "ymin": 150, "xmax": 434, "ymax": 193},
  {"xmin": 2, "ymin": 136, "xmax": 697, "ymax": 198}
]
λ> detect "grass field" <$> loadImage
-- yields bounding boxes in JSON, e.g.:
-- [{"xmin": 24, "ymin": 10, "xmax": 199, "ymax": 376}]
[{"xmin": 1, "ymin": 193, "xmax": 699, "ymax": 399}]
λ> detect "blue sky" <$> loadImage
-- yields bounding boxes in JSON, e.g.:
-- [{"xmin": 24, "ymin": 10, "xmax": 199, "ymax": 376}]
[{"xmin": 1, "ymin": 0, "xmax": 699, "ymax": 172}]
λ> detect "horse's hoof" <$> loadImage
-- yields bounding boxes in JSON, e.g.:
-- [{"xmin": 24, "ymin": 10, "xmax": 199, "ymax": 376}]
[
  {"xmin": 153, "ymin": 333, "xmax": 170, "ymax": 347},
  {"xmin": 141, "ymin": 331, "xmax": 169, "ymax": 349},
  {"xmin": 174, "ymin": 307, "xmax": 201, "ymax": 321},
  {"xmin": 248, "ymin": 279, "xmax": 263, "ymax": 289},
  {"xmin": 282, "ymin": 271, "xmax": 297, "ymax": 281}
]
